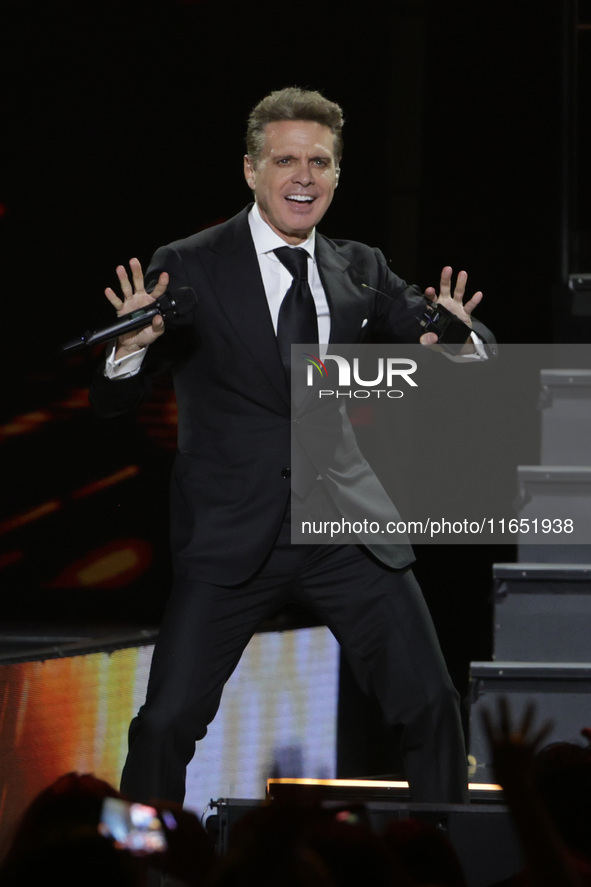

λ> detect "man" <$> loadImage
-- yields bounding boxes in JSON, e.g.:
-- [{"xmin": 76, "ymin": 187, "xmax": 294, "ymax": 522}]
[{"xmin": 90, "ymin": 87, "xmax": 494, "ymax": 808}]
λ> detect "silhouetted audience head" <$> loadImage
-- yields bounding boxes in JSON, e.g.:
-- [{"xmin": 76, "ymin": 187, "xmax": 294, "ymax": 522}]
[
  {"xmin": 533, "ymin": 740, "xmax": 591, "ymax": 859},
  {"xmin": 306, "ymin": 814, "xmax": 408, "ymax": 887},
  {"xmin": 0, "ymin": 772, "xmax": 146, "ymax": 886},
  {"xmin": 2, "ymin": 771, "xmax": 121, "ymax": 860},
  {"xmin": 206, "ymin": 801, "xmax": 335, "ymax": 886},
  {"xmin": 0, "ymin": 832, "xmax": 146, "ymax": 887},
  {"xmin": 380, "ymin": 818, "xmax": 467, "ymax": 887}
]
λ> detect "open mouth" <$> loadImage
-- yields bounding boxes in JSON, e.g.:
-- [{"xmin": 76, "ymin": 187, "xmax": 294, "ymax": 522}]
[{"xmin": 285, "ymin": 194, "xmax": 316, "ymax": 205}]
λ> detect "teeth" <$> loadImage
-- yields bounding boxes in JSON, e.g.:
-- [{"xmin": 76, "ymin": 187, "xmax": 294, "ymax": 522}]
[{"xmin": 286, "ymin": 195, "xmax": 314, "ymax": 202}]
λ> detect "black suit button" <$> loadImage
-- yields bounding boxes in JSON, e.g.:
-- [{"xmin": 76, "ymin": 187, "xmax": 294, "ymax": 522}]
[{"xmin": 281, "ymin": 468, "xmax": 291, "ymax": 479}]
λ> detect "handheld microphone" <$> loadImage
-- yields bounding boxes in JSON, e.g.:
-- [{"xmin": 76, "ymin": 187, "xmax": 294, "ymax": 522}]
[
  {"xmin": 361, "ymin": 283, "xmax": 472, "ymax": 347},
  {"xmin": 61, "ymin": 287, "xmax": 197, "ymax": 352}
]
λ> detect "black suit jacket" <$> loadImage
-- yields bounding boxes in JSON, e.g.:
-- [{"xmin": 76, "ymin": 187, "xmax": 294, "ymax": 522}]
[{"xmin": 91, "ymin": 206, "xmax": 495, "ymax": 584}]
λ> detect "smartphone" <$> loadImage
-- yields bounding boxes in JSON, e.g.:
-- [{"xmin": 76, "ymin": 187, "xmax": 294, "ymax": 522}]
[{"xmin": 98, "ymin": 797, "xmax": 169, "ymax": 854}]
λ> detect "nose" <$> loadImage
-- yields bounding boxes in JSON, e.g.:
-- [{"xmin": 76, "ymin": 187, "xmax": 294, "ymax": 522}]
[{"xmin": 292, "ymin": 161, "xmax": 314, "ymax": 186}]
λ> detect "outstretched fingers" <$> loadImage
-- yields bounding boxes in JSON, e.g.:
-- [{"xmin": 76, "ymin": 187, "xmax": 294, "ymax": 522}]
[
  {"xmin": 425, "ymin": 266, "xmax": 484, "ymax": 317},
  {"xmin": 129, "ymin": 256, "xmax": 146, "ymax": 293},
  {"xmin": 104, "ymin": 285, "xmax": 123, "ymax": 311},
  {"xmin": 462, "ymin": 290, "xmax": 483, "ymax": 315},
  {"xmin": 454, "ymin": 270, "xmax": 483, "ymax": 316},
  {"xmin": 104, "ymin": 261, "xmax": 138, "ymax": 313},
  {"xmin": 104, "ymin": 258, "xmax": 169, "ymax": 317},
  {"xmin": 151, "ymin": 269, "xmax": 170, "ymax": 300},
  {"xmin": 452, "ymin": 269, "xmax": 467, "ymax": 301},
  {"xmin": 438, "ymin": 265, "xmax": 453, "ymax": 300}
]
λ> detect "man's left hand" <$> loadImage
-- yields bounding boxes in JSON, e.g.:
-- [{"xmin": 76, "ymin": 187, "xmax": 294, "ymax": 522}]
[{"xmin": 420, "ymin": 266, "xmax": 483, "ymax": 346}]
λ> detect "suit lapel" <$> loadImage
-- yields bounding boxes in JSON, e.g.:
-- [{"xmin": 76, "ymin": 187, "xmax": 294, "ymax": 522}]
[
  {"xmin": 202, "ymin": 208, "xmax": 290, "ymax": 406},
  {"xmin": 315, "ymin": 235, "xmax": 370, "ymax": 344}
]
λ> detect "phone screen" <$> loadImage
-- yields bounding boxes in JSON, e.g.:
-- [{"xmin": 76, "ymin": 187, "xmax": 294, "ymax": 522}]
[{"xmin": 98, "ymin": 797, "xmax": 168, "ymax": 854}]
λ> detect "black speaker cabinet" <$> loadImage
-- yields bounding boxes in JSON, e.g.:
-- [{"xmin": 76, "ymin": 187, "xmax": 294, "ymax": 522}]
[
  {"xmin": 515, "ymin": 466, "xmax": 591, "ymax": 563},
  {"xmin": 493, "ymin": 563, "xmax": 591, "ymax": 662},
  {"xmin": 468, "ymin": 661, "xmax": 591, "ymax": 783},
  {"xmin": 208, "ymin": 794, "xmax": 523, "ymax": 887},
  {"xmin": 539, "ymin": 369, "xmax": 591, "ymax": 466}
]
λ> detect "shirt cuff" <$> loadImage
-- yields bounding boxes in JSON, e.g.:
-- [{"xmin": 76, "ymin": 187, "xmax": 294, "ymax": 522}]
[
  {"xmin": 440, "ymin": 330, "xmax": 489, "ymax": 363},
  {"xmin": 104, "ymin": 342, "xmax": 147, "ymax": 378},
  {"xmin": 466, "ymin": 331, "xmax": 488, "ymax": 359}
]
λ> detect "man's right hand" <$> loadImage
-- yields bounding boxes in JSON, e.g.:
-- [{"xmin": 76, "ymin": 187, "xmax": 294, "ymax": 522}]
[{"xmin": 105, "ymin": 257, "xmax": 169, "ymax": 360}]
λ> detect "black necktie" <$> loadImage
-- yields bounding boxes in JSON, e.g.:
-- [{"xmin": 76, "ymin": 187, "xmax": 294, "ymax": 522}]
[{"xmin": 274, "ymin": 247, "xmax": 318, "ymax": 374}]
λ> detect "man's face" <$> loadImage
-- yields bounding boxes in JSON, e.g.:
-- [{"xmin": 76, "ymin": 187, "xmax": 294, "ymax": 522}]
[{"xmin": 244, "ymin": 119, "xmax": 339, "ymax": 244}]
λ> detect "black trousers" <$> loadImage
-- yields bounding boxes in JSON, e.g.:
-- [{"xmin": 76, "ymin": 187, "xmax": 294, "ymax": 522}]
[{"xmin": 120, "ymin": 507, "xmax": 468, "ymax": 806}]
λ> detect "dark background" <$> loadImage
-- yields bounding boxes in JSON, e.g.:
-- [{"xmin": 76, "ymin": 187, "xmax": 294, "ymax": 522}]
[{"xmin": 1, "ymin": 0, "xmax": 589, "ymax": 774}]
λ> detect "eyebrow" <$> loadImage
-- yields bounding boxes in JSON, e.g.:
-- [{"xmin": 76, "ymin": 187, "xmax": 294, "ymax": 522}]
[{"xmin": 274, "ymin": 153, "xmax": 333, "ymax": 162}]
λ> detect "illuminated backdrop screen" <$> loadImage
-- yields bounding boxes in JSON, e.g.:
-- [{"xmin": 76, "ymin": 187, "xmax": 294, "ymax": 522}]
[{"xmin": 0, "ymin": 627, "xmax": 339, "ymax": 859}]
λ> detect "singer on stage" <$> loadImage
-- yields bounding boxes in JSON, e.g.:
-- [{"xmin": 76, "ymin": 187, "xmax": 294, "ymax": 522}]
[{"xmin": 90, "ymin": 87, "xmax": 495, "ymax": 807}]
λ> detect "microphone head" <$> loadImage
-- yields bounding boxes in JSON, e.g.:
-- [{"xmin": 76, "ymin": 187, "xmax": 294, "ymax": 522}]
[{"xmin": 157, "ymin": 287, "xmax": 198, "ymax": 323}]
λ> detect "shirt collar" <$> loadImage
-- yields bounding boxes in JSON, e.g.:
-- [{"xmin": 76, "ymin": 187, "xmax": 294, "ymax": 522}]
[{"xmin": 248, "ymin": 202, "xmax": 316, "ymax": 261}]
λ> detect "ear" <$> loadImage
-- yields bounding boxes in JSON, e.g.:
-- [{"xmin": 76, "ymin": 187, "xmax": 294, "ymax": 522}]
[
  {"xmin": 335, "ymin": 166, "xmax": 340, "ymax": 187},
  {"xmin": 244, "ymin": 155, "xmax": 256, "ymax": 191}
]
